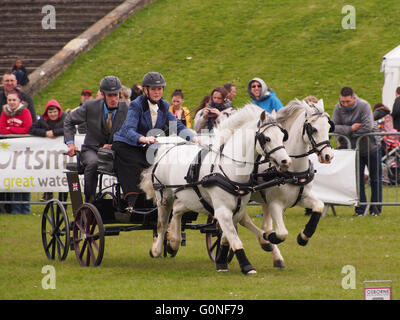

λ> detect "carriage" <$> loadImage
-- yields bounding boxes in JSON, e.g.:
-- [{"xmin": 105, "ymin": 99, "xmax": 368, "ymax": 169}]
[
  {"xmin": 41, "ymin": 100, "xmax": 333, "ymax": 274},
  {"xmin": 40, "ymin": 146, "xmax": 233, "ymax": 267}
]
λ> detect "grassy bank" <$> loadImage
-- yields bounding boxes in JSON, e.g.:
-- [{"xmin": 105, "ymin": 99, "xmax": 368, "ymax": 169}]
[{"xmin": 33, "ymin": 0, "xmax": 400, "ymax": 116}]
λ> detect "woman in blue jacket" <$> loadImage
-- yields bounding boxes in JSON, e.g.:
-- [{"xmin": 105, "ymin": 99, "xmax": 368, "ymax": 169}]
[
  {"xmin": 247, "ymin": 77, "xmax": 283, "ymax": 113},
  {"xmin": 112, "ymin": 72, "xmax": 199, "ymax": 212}
]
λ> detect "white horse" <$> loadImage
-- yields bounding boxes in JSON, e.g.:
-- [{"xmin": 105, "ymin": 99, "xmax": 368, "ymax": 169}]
[
  {"xmin": 237, "ymin": 99, "xmax": 335, "ymax": 268},
  {"xmin": 140, "ymin": 104, "xmax": 291, "ymax": 274}
]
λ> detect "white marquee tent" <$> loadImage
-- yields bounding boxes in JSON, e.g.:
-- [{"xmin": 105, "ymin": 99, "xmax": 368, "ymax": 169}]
[{"xmin": 381, "ymin": 44, "xmax": 400, "ymax": 111}]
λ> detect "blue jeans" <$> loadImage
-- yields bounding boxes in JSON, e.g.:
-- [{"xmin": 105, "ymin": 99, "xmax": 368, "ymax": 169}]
[
  {"xmin": 356, "ymin": 149, "xmax": 382, "ymax": 214},
  {"xmin": 10, "ymin": 193, "xmax": 31, "ymax": 214}
]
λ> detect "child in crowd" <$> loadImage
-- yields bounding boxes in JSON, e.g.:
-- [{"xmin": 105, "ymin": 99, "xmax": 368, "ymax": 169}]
[
  {"xmin": 0, "ymin": 90, "xmax": 32, "ymax": 214},
  {"xmin": 169, "ymin": 89, "xmax": 192, "ymax": 129},
  {"xmin": 11, "ymin": 59, "xmax": 29, "ymax": 86},
  {"xmin": 29, "ymin": 99, "xmax": 69, "ymax": 202}
]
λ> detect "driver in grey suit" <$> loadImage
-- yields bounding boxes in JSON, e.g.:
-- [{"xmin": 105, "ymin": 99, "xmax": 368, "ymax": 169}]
[{"xmin": 64, "ymin": 76, "xmax": 128, "ymax": 202}]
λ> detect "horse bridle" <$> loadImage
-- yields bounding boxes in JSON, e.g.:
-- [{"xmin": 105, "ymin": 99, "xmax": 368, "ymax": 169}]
[
  {"xmin": 255, "ymin": 121, "xmax": 288, "ymax": 159},
  {"xmin": 290, "ymin": 112, "xmax": 334, "ymax": 159}
]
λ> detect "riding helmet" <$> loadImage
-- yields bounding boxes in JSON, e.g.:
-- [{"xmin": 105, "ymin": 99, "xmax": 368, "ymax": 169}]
[
  {"xmin": 100, "ymin": 76, "xmax": 122, "ymax": 94},
  {"xmin": 142, "ymin": 72, "xmax": 166, "ymax": 87}
]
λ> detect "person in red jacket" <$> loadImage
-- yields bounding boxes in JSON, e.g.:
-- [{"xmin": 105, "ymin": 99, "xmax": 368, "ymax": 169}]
[
  {"xmin": 0, "ymin": 89, "xmax": 32, "ymax": 214},
  {"xmin": 0, "ymin": 90, "xmax": 32, "ymax": 134}
]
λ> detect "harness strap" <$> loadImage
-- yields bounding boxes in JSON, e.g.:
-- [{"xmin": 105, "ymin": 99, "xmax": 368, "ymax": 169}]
[
  {"xmin": 291, "ymin": 185, "xmax": 304, "ymax": 208},
  {"xmin": 192, "ymin": 185, "xmax": 214, "ymax": 215}
]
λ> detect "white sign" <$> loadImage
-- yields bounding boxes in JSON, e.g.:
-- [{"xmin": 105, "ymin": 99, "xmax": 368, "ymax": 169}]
[
  {"xmin": 364, "ymin": 287, "xmax": 392, "ymax": 300},
  {"xmin": 0, "ymin": 135, "xmax": 116, "ymax": 192}
]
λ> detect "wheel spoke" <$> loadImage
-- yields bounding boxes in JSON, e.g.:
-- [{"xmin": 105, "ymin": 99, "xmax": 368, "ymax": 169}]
[
  {"xmin": 87, "ymin": 241, "xmax": 97, "ymax": 265},
  {"xmin": 45, "ymin": 212, "xmax": 55, "ymax": 228},
  {"xmin": 55, "ymin": 234, "xmax": 65, "ymax": 253},
  {"xmin": 210, "ymin": 239, "xmax": 218, "ymax": 252},
  {"xmin": 79, "ymin": 239, "xmax": 88, "ymax": 260}
]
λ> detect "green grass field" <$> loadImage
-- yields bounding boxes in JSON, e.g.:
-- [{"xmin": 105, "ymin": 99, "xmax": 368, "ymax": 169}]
[
  {"xmin": 33, "ymin": 0, "xmax": 400, "ymax": 116},
  {"xmin": 1, "ymin": 204, "xmax": 399, "ymax": 300}
]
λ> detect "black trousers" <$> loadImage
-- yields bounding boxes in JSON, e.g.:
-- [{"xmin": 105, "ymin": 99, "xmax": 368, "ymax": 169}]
[
  {"xmin": 80, "ymin": 148, "xmax": 98, "ymax": 201},
  {"xmin": 112, "ymin": 141, "xmax": 151, "ymax": 195}
]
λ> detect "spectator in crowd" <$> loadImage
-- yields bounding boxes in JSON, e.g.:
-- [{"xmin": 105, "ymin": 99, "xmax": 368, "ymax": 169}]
[
  {"xmin": 193, "ymin": 95, "xmax": 211, "ymax": 116},
  {"xmin": 29, "ymin": 99, "xmax": 69, "ymax": 202},
  {"xmin": 112, "ymin": 72, "xmax": 199, "ymax": 213},
  {"xmin": 194, "ymin": 86, "xmax": 235, "ymax": 133},
  {"xmin": 223, "ymin": 83, "xmax": 237, "ymax": 108},
  {"xmin": 0, "ymin": 90, "xmax": 32, "ymax": 134},
  {"xmin": 332, "ymin": 87, "xmax": 382, "ymax": 216},
  {"xmin": 64, "ymin": 76, "xmax": 129, "ymax": 203},
  {"xmin": 121, "ymin": 85, "xmax": 132, "ymax": 105},
  {"xmin": 130, "ymin": 83, "xmax": 143, "ymax": 101},
  {"xmin": 247, "ymin": 77, "xmax": 283, "ymax": 113},
  {"xmin": 80, "ymin": 89, "xmax": 92, "ymax": 106},
  {"xmin": 0, "ymin": 90, "xmax": 32, "ymax": 214},
  {"xmin": 373, "ymin": 102, "xmax": 399, "ymax": 155},
  {"xmin": 96, "ymin": 90, "xmax": 104, "ymax": 99},
  {"xmin": 0, "ymin": 72, "xmax": 36, "ymax": 123},
  {"xmin": 169, "ymin": 89, "xmax": 192, "ymax": 129},
  {"xmin": 391, "ymin": 86, "xmax": 400, "ymax": 131},
  {"xmin": 11, "ymin": 59, "xmax": 29, "ymax": 86}
]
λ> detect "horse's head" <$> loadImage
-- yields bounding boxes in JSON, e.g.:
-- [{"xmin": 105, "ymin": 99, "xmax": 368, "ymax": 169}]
[
  {"xmin": 255, "ymin": 111, "xmax": 291, "ymax": 171},
  {"xmin": 302, "ymin": 99, "xmax": 335, "ymax": 164}
]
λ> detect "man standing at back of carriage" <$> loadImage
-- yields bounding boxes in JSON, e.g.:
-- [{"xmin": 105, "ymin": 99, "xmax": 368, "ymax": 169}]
[
  {"xmin": 332, "ymin": 86, "xmax": 382, "ymax": 216},
  {"xmin": 64, "ymin": 76, "xmax": 128, "ymax": 203}
]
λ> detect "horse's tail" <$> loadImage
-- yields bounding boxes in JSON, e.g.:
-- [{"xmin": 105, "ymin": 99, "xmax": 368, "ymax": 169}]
[{"xmin": 140, "ymin": 166, "xmax": 155, "ymax": 200}]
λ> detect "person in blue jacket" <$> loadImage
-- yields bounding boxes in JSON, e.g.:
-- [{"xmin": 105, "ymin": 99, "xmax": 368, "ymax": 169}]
[
  {"xmin": 247, "ymin": 77, "xmax": 283, "ymax": 113},
  {"xmin": 112, "ymin": 72, "xmax": 200, "ymax": 212}
]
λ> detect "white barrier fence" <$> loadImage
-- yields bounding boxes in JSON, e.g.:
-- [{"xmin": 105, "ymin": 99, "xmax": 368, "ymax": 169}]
[{"xmin": 0, "ymin": 135, "xmax": 358, "ymax": 209}]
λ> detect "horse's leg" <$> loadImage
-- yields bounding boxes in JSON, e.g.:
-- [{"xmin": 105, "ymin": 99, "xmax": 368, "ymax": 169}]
[
  {"xmin": 260, "ymin": 205, "xmax": 285, "ymax": 268},
  {"xmin": 215, "ymin": 232, "xmax": 230, "ymax": 272},
  {"xmin": 215, "ymin": 206, "xmax": 256, "ymax": 275},
  {"xmin": 296, "ymin": 193, "xmax": 324, "ymax": 246},
  {"xmin": 263, "ymin": 202, "xmax": 288, "ymax": 244},
  {"xmin": 239, "ymin": 212, "xmax": 273, "ymax": 252},
  {"xmin": 166, "ymin": 198, "xmax": 186, "ymax": 257},
  {"xmin": 150, "ymin": 191, "xmax": 173, "ymax": 258}
]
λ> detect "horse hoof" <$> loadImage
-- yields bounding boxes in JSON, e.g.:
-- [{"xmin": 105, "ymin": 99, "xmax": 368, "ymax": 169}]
[
  {"xmin": 273, "ymin": 260, "xmax": 285, "ymax": 269},
  {"xmin": 245, "ymin": 269, "xmax": 257, "ymax": 275},
  {"xmin": 297, "ymin": 233, "xmax": 308, "ymax": 246},
  {"xmin": 261, "ymin": 243, "xmax": 273, "ymax": 252},
  {"xmin": 166, "ymin": 243, "xmax": 178, "ymax": 258},
  {"xmin": 241, "ymin": 265, "xmax": 257, "ymax": 275},
  {"xmin": 216, "ymin": 262, "xmax": 228, "ymax": 272},
  {"xmin": 268, "ymin": 232, "xmax": 285, "ymax": 245}
]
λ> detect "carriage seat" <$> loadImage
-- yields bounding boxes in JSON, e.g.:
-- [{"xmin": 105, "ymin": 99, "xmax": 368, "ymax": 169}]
[{"xmin": 97, "ymin": 148, "xmax": 117, "ymax": 176}]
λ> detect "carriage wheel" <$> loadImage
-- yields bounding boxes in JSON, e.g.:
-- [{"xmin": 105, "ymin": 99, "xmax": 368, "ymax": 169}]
[
  {"xmin": 41, "ymin": 199, "xmax": 70, "ymax": 261},
  {"xmin": 205, "ymin": 216, "xmax": 234, "ymax": 263},
  {"xmin": 73, "ymin": 203, "xmax": 105, "ymax": 267}
]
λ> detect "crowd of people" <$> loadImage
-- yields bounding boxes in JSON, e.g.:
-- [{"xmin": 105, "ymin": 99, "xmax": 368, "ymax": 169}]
[{"xmin": 1, "ymin": 64, "xmax": 399, "ymax": 217}]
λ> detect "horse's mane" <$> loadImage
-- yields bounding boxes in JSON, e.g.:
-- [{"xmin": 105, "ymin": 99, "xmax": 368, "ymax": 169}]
[
  {"xmin": 276, "ymin": 99, "xmax": 307, "ymax": 130},
  {"xmin": 213, "ymin": 103, "xmax": 271, "ymax": 147}
]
